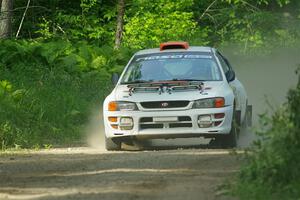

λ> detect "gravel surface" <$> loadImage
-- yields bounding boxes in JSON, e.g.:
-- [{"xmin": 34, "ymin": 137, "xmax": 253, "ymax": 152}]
[{"xmin": 0, "ymin": 148, "xmax": 240, "ymax": 200}]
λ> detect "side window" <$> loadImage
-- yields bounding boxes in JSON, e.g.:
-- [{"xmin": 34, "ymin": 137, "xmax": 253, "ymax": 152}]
[{"xmin": 216, "ymin": 52, "xmax": 230, "ymax": 74}]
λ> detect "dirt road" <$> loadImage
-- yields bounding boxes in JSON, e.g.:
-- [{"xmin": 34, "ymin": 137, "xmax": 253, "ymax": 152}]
[{"xmin": 0, "ymin": 148, "xmax": 240, "ymax": 200}]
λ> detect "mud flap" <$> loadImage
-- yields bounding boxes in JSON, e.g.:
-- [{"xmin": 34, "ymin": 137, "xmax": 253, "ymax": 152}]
[
  {"xmin": 246, "ymin": 105, "xmax": 252, "ymax": 127},
  {"xmin": 235, "ymin": 110, "xmax": 241, "ymax": 136},
  {"xmin": 235, "ymin": 110, "xmax": 241, "ymax": 127}
]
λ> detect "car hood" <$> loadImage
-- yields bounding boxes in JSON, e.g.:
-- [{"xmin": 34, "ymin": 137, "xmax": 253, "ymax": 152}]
[{"xmin": 112, "ymin": 81, "xmax": 229, "ymax": 102}]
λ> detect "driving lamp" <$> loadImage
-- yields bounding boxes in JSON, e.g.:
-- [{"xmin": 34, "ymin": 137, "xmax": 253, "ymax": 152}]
[
  {"xmin": 120, "ymin": 117, "xmax": 134, "ymax": 130},
  {"xmin": 198, "ymin": 115, "xmax": 212, "ymax": 128}
]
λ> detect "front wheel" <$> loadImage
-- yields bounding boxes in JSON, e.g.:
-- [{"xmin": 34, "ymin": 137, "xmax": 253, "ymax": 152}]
[
  {"xmin": 223, "ymin": 106, "xmax": 238, "ymax": 148},
  {"xmin": 222, "ymin": 121, "xmax": 238, "ymax": 148},
  {"xmin": 210, "ymin": 107, "xmax": 238, "ymax": 148},
  {"xmin": 105, "ymin": 136, "xmax": 121, "ymax": 151}
]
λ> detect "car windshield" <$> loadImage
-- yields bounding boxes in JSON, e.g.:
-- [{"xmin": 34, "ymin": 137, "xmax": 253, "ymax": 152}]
[{"xmin": 121, "ymin": 52, "xmax": 222, "ymax": 84}]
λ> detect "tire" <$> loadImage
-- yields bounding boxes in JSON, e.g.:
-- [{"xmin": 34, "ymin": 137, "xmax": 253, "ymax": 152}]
[
  {"xmin": 223, "ymin": 118, "xmax": 238, "ymax": 148},
  {"xmin": 105, "ymin": 136, "xmax": 121, "ymax": 151},
  {"xmin": 223, "ymin": 106, "xmax": 238, "ymax": 148},
  {"xmin": 122, "ymin": 138, "xmax": 147, "ymax": 151},
  {"xmin": 210, "ymin": 106, "xmax": 238, "ymax": 148}
]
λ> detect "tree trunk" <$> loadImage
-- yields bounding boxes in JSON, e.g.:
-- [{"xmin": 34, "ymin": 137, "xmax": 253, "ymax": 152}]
[
  {"xmin": 0, "ymin": 0, "xmax": 13, "ymax": 39},
  {"xmin": 114, "ymin": 0, "xmax": 125, "ymax": 49}
]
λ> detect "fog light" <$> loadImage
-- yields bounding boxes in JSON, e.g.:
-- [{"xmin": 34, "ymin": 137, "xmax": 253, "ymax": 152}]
[
  {"xmin": 198, "ymin": 115, "xmax": 212, "ymax": 128},
  {"xmin": 214, "ymin": 113, "xmax": 225, "ymax": 119},
  {"xmin": 120, "ymin": 117, "xmax": 134, "ymax": 130},
  {"xmin": 108, "ymin": 117, "xmax": 118, "ymax": 122},
  {"xmin": 214, "ymin": 121, "xmax": 222, "ymax": 126},
  {"xmin": 111, "ymin": 125, "xmax": 118, "ymax": 129}
]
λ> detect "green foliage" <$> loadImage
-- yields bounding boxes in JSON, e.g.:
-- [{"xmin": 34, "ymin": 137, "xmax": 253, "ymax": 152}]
[
  {"xmin": 232, "ymin": 69, "xmax": 300, "ymax": 199},
  {"xmin": 222, "ymin": 0, "xmax": 290, "ymax": 6},
  {"xmin": 123, "ymin": 0, "xmax": 199, "ymax": 48},
  {"xmin": 0, "ymin": 40, "xmax": 130, "ymax": 149},
  {"xmin": 10, "ymin": 0, "xmax": 300, "ymax": 53},
  {"xmin": 193, "ymin": 0, "xmax": 300, "ymax": 53}
]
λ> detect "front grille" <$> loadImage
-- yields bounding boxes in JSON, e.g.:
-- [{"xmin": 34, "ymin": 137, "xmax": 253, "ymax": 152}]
[
  {"xmin": 169, "ymin": 123, "xmax": 193, "ymax": 128},
  {"xmin": 140, "ymin": 101, "xmax": 189, "ymax": 109},
  {"xmin": 140, "ymin": 124, "xmax": 163, "ymax": 129},
  {"xmin": 178, "ymin": 116, "xmax": 191, "ymax": 121},
  {"xmin": 140, "ymin": 117, "xmax": 153, "ymax": 123},
  {"xmin": 139, "ymin": 116, "xmax": 192, "ymax": 130}
]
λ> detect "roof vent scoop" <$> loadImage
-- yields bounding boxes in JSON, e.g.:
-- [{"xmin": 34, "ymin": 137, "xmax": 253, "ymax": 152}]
[{"xmin": 160, "ymin": 41, "xmax": 189, "ymax": 51}]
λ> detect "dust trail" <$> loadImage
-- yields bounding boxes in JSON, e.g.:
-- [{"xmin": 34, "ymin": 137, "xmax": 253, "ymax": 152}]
[
  {"xmin": 85, "ymin": 107, "xmax": 106, "ymax": 151},
  {"xmin": 226, "ymin": 48, "xmax": 300, "ymax": 147}
]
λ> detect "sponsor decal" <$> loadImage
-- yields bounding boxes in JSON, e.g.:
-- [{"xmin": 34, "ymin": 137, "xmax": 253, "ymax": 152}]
[{"xmin": 136, "ymin": 54, "xmax": 212, "ymax": 62}]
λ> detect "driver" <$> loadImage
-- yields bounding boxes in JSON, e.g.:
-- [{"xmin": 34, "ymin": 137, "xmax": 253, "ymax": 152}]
[{"xmin": 140, "ymin": 60, "xmax": 170, "ymax": 81}]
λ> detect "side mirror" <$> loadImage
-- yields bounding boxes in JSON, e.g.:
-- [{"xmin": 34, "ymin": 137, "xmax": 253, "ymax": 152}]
[
  {"xmin": 226, "ymin": 70, "xmax": 235, "ymax": 82},
  {"xmin": 112, "ymin": 73, "xmax": 119, "ymax": 85}
]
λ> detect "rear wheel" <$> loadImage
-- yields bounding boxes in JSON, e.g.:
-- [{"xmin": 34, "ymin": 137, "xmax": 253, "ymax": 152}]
[
  {"xmin": 241, "ymin": 100, "xmax": 248, "ymax": 129},
  {"xmin": 105, "ymin": 136, "xmax": 121, "ymax": 151}
]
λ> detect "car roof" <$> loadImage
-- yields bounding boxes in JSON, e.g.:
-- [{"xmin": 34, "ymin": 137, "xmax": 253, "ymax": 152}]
[{"xmin": 135, "ymin": 46, "xmax": 215, "ymax": 56}]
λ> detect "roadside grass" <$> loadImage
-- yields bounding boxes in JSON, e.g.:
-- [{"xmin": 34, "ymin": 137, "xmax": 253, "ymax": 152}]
[{"xmin": 0, "ymin": 148, "xmax": 38, "ymax": 155}]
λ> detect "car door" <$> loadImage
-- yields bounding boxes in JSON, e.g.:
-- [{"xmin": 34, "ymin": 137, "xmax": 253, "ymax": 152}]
[{"xmin": 216, "ymin": 51, "xmax": 248, "ymax": 123}]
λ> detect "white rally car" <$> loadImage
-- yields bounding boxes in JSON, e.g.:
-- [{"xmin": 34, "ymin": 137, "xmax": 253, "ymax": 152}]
[{"xmin": 103, "ymin": 42, "xmax": 251, "ymax": 150}]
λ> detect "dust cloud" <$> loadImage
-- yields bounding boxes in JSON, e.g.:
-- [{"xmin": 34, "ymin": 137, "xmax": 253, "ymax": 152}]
[
  {"xmin": 226, "ymin": 47, "xmax": 300, "ymax": 147},
  {"xmin": 85, "ymin": 107, "xmax": 106, "ymax": 151}
]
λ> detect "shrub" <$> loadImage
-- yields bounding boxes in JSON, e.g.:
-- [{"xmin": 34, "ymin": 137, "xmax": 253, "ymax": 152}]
[
  {"xmin": 233, "ymin": 69, "xmax": 300, "ymax": 199},
  {"xmin": 0, "ymin": 40, "xmax": 130, "ymax": 148}
]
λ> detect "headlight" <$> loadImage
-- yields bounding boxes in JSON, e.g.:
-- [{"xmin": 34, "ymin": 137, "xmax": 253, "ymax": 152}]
[
  {"xmin": 108, "ymin": 101, "xmax": 138, "ymax": 111},
  {"xmin": 192, "ymin": 97, "xmax": 225, "ymax": 109}
]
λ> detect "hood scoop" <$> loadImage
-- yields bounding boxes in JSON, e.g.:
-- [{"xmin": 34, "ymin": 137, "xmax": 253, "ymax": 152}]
[{"xmin": 126, "ymin": 81, "xmax": 204, "ymax": 96}]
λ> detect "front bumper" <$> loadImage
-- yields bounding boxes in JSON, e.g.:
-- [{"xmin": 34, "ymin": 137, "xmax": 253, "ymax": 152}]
[{"xmin": 103, "ymin": 106, "xmax": 233, "ymax": 139}]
